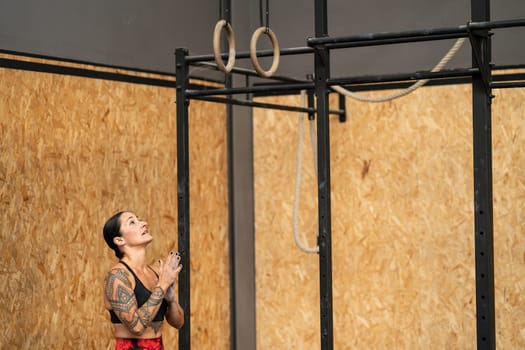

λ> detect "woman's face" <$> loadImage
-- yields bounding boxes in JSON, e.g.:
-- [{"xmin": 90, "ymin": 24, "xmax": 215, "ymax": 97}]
[{"xmin": 118, "ymin": 212, "xmax": 153, "ymax": 247}]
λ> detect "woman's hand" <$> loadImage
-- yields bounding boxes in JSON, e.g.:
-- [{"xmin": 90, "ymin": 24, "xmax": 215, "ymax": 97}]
[
  {"xmin": 159, "ymin": 252, "xmax": 185, "ymax": 329},
  {"xmin": 161, "ymin": 252, "xmax": 181, "ymax": 302},
  {"xmin": 157, "ymin": 252, "xmax": 182, "ymax": 292}
]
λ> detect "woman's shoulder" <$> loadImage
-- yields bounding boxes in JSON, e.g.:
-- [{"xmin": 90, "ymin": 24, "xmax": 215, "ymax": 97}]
[
  {"xmin": 105, "ymin": 261, "xmax": 133, "ymax": 280},
  {"xmin": 104, "ymin": 261, "xmax": 135, "ymax": 289},
  {"xmin": 109, "ymin": 261, "xmax": 128, "ymax": 271}
]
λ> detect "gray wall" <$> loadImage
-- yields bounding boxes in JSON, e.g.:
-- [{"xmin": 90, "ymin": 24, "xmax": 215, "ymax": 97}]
[
  {"xmin": 1, "ymin": 0, "xmax": 524, "ymax": 77},
  {"xmin": 0, "ymin": 0, "xmax": 218, "ymax": 72}
]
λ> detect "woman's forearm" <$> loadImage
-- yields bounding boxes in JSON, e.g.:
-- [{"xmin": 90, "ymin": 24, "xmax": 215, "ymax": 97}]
[
  {"xmin": 114, "ymin": 284, "xmax": 166, "ymax": 335},
  {"xmin": 166, "ymin": 300, "xmax": 184, "ymax": 329},
  {"xmin": 133, "ymin": 285, "xmax": 167, "ymax": 333}
]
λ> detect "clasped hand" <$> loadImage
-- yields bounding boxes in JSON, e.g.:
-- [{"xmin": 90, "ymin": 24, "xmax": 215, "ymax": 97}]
[{"xmin": 158, "ymin": 252, "xmax": 182, "ymax": 302}]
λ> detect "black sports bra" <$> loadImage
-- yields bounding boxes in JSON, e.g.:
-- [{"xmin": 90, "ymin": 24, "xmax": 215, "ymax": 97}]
[{"xmin": 109, "ymin": 260, "xmax": 168, "ymax": 324}]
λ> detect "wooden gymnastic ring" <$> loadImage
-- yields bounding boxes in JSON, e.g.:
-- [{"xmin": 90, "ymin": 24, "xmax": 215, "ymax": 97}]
[
  {"xmin": 250, "ymin": 26, "xmax": 280, "ymax": 78},
  {"xmin": 213, "ymin": 19, "xmax": 236, "ymax": 73}
]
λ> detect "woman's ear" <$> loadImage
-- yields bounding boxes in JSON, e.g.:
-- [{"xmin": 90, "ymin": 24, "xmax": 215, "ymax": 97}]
[{"xmin": 113, "ymin": 236, "xmax": 125, "ymax": 247}]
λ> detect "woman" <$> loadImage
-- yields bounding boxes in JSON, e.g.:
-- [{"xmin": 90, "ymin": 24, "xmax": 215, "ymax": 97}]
[{"xmin": 103, "ymin": 211, "xmax": 184, "ymax": 350}]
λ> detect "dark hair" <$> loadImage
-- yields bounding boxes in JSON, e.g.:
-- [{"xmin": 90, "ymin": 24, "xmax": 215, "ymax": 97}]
[{"xmin": 103, "ymin": 211, "xmax": 126, "ymax": 259}]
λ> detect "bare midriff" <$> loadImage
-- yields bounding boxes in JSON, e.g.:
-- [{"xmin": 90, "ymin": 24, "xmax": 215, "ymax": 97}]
[{"xmin": 111, "ymin": 322, "xmax": 164, "ymax": 339}]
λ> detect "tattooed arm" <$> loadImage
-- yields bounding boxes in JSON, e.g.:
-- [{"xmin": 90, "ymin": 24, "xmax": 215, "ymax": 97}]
[{"xmin": 104, "ymin": 267, "xmax": 168, "ymax": 336}]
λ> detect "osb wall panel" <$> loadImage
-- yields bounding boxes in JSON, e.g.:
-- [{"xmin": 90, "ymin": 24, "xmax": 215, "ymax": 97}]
[
  {"xmin": 491, "ymin": 85, "xmax": 525, "ymax": 347},
  {"xmin": 254, "ymin": 82, "xmax": 524, "ymax": 349},
  {"xmin": 0, "ymin": 57, "xmax": 229, "ymax": 349}
]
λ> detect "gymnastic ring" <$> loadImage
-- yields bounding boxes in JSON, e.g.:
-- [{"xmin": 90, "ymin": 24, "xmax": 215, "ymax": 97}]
[
  {"xmin": 213, "ymin": 19, "xmax": 236, "ymax": 73},
  {"xmin": 250, "ymin": 26, "xmax": 280, "ymax": 78}
]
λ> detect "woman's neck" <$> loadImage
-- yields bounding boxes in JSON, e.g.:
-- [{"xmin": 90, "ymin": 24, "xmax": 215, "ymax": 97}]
[{"xmin": 122, "ymin": 248, "xmax": 148, "ymax": 270}]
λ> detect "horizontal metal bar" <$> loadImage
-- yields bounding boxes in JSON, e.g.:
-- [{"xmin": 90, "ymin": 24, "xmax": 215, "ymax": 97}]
[
  {"xmin": 186, "ymin": 82, "xmax": 314, "ymax": 97},
  {"xmin": 186, "ymin": 46, "xmax": 313, "ymax": 63},
  {"xmin": 191, "ymin": 61, "xmax": 305, "ymax": 83},
  {"xmin": 251, "ymin": 86, "xmax": 313, "ymax": 97},
  {"xmin": 192, "ymin": 95, "xmax": 345, "ymax": 116},
  {"xmin": 493, "ymin": 64, "xmax": 525, "ymax": 70},
  {"xmin": 469, "ymin": 18, "xmax": 525, "ymax": 30},
  {"xmin": 186, "ymin": 68, "xmax": 486, "ymax": 98},
  {"xmin": 327, "ymin": 68, "xmax": 479, "ymax": 87},
  {"xmin": 491, "ymin": 82, "xmax": 525, "ymax": 89},
  {"xmin": 307, "ymin": 18, "xmax": 525, "ymax": 48},
  {"xmin": 0, "ymin": 57, "xmax": 224, "ymax": 90},
  {"xmin": 0, "ymin": 48, "xmax": 175, "ymax": 77},
  {"xmin": 206, "ymin": 65, "xmax": 523, "ymax": 96},
  {"xmin": 493, "ymin": 72, "xmax": 525, "ymax": 82},
  {"xmin": 308, "ymin": 27, "xmax": 468, "ymax": 47},
  {"xmin": 186, "ymin": 73, "xmax": 225, "ymax": 85},
  {"xmin": 321, "ymin": 33, "xmax": 466, "ymax": 49},
  {"xmin": 342, "ymin": 77, "xmax": 472, "ymax": 91},
  {"xmin": 0, "ymin": 57, "xmax": 177, "ymax": 87},
  {"xmin": 193, "ymin": 96, "xmax": 313, "ymax": 113}
]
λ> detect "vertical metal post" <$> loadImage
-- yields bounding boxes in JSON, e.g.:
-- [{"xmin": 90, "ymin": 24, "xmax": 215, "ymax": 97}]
[
  {"xmin": 176, "ymin": 47, "xmax": 191, "ymax": 350},
  {"xmin": 471, "ymin": 1, "xmax": 496, "ymax": 349},
  {"xmin": 314, "ymin": 0, "xmax": 334, "ymax": 349},
  {"xmin": 314, "ymin": 0, "xmax": 328, "ymax": 37},
  {"xmin": 223, "ymin": 2, "xmax": 237, "ymax": 348},
  {"xmin": 224, "ymin": 1, "xmax": 256, "ymax": 349}
]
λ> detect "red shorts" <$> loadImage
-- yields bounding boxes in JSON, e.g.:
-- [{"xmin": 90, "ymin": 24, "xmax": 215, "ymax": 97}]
[{"xmin": 115, "ymin": 337, "xmax": 164, "ymax": 350}]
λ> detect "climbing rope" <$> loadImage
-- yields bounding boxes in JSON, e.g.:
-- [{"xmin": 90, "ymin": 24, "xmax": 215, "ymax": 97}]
[
  {"xmin": 293, "ymin": 90, "xmax": 319, "ymax": 254},
  {"xmin": 332, "ymin": 38, "xmax": 466, "ymax": 102},
  {"xmin": 291, "ymin": 39, "xmax": 465, "ymax": 253}
]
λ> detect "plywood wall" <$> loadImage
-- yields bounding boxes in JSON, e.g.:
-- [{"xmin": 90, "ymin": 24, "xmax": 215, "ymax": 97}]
[
  {"xmin": 2, "ymin": 52, "xmax": 522, "ymax": 350},
  {"xmin": 0, "ymin": 55, "xmax": 230, "ymax": 349},
  {"xmin": 253, "ymin": 80, "xmax": 524, "ymax": 349}
]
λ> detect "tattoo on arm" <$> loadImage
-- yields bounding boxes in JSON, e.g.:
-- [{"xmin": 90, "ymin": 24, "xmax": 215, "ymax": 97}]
[
  {"xmin": 150, "ymin": 321, "xmax": 163, "ymax": 333},
  {"xmin": 105, "ymin": 268, "xmax": 165, "ymax": 333},
  {"xmin": 137, "ymin": 286, "xmax": 164, "ymax": 323},
  {"xmin": 105, "ymin": 268, "xmax": 141, "ymax": 329},
  {"xmin": 149, "ymin": 286, "xmax": 165, "ymax": 305}
]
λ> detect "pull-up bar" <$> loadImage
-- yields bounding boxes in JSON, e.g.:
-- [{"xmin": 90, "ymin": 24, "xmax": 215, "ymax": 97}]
[
  {"xmin": 181, "ymin": 19, "xmax": 525, "ymax": 102},
  {"xmin": 187, "ymin": 46, "xmax": 313, "ymax": 64},
  {"xmin": 307, "ymin": 18, "xmax": 525, "ymax": 48}
]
